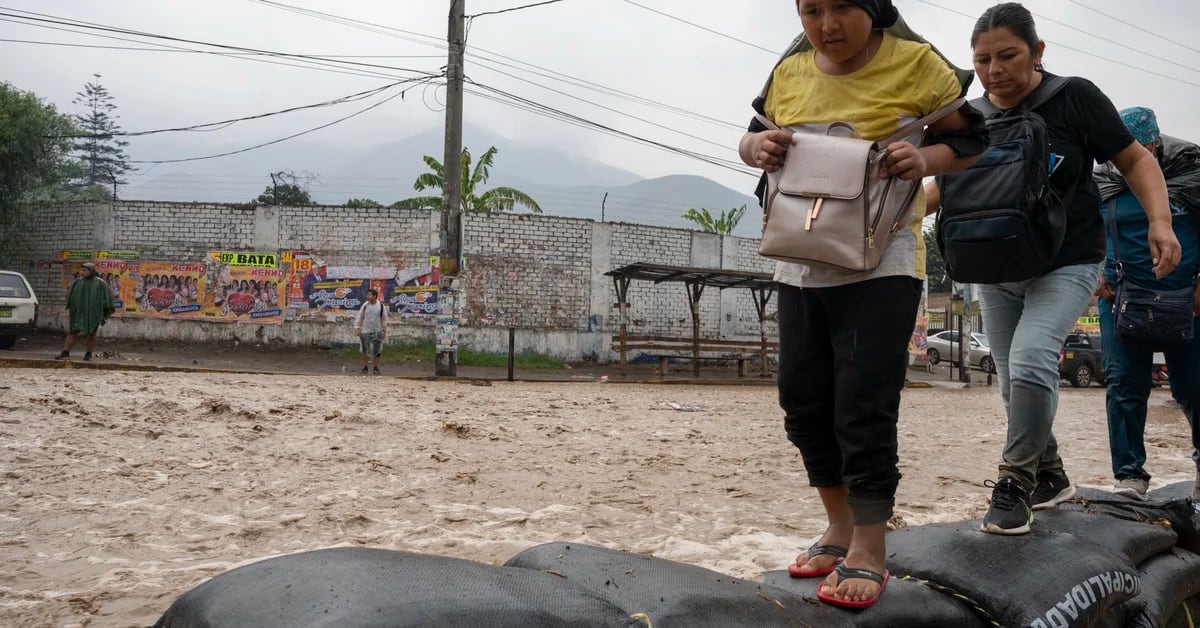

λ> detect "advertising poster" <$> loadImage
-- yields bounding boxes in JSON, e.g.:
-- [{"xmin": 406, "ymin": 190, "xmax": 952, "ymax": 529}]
[
  {"xmin": 287, "ymin": 252, "xmax": 440, "ymax": 318},
  {"xmin": 202, "ymin": 251, "xmax": 286, "ymax": 324},
  {"xmin": 58, "ymin": 251, "xmax": 136, "ymax": 315},
  {"xmin": 909, "ymin": 315, "xmax": 930, "ymax": 366},
  {"xmin": 126, "ymin": 261, "xmax": 206, "ymax": 318},
  {"xmin": 386, "ymin": 259, "xmax": 439, "ymax": 315}
]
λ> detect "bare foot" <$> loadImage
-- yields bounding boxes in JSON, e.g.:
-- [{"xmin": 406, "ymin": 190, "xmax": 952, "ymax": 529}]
[
  {"xmin": 819, "ymin": 560, "xmax": 887, "ymax": 603},
  {"xmin": 819, "ymin": 522, "xmax": 887, "ymax": 603},
  {"xmin": 792, "ymin": 526, "xmax": 851, "ymax": 575}
]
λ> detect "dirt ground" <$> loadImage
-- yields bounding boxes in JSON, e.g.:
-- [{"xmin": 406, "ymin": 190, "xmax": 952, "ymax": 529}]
[{"xmin": 0, "ymin": 334, "xmax": 1193, "ymax": 627}]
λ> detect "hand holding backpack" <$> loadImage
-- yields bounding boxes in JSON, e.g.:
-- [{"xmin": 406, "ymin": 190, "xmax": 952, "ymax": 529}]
[{"xmin": 935, "ymin": 76, "xmax": 1073, "ymax": 284}]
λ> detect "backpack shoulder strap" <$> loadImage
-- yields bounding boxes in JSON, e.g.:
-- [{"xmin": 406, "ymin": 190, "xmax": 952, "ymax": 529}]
[
  {"xmin": 1024, "ymin": 75, "xmax": 1073, "ymax": 111},
  {"xmin": 973, "ymin": 75, "xmax": 1073, "ymax": 117}
]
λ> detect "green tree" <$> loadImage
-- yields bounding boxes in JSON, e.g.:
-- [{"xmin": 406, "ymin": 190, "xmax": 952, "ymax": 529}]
[
  {"xmin": 392, "ymin": 146, "xmax": 541, "ymax": 213},
  {"xmin": 0, "ymin": 82, "xmax": 81, "ymax": 264},
  {"xmin": 71, "ymin": 74, "xmax": 130, "ymax": 198},
  {"xmin": 682, "ymin": 205, "xmax": 746, "ymax": 235},
  {"xmin": 345, "ymin": 198, "xmax": 382, "ymax": 208},
  {"xmin": 253, "ymin": 171, "xmax": 314, "ymax": 205},
  {"xmin": 924, "ymin": 227, "xmax": 951, "ymax": 293}
]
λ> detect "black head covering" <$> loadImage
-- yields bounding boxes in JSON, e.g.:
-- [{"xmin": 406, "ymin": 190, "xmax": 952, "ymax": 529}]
[{"xmin": 847, "ymin": 0, "xmax": 899, "ymax": 29}]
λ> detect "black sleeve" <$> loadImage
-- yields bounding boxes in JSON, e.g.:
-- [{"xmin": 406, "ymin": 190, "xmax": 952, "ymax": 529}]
[
  {"xmin": 747, "ymin": 96, "xmax": 769, "ymax": 205},
  {"xmin": 1071, "ymin": 78, "xmax": 1136, "ymax": 165},
  {"xmin": 925, "ymin": 100, "xmax": 989, "ymax": 157}
]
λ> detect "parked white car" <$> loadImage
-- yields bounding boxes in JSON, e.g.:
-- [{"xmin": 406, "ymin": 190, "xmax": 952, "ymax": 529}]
[
  {"xmin": 926, "ymin": 330, "xmax": 995, "ymax": 373},
  {"xmin": 0, "ymin": 270, "xmax": 39, "ymax": 350}
]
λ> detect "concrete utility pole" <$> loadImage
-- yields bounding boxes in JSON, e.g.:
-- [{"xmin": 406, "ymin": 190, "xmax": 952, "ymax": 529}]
[{"xmin": 436, "ymin": 0, "xmax": 466, "ymax": 377}]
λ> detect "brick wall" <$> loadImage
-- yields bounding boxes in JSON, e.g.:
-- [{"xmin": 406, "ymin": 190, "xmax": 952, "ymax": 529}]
[{"xmin": 14, "ymin": 201, "xmax": 778, "ymax": 358}]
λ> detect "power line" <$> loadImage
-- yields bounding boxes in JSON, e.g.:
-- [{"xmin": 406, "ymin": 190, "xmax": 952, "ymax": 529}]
[
  {"xmin": 130, "ymin": 78, "xmax": 434, "ymax": 164},
  {"xmin": 0, "ymin": 37, "xmax": 444, "ymax": 58},
  {"xmin": 469, "ymin": 0, "xmax": 565, "ymax": 19},
  {"xmin": 467, "ymin": 47, "xmax": 743, "ymax": 130},
  {"xmin": 59, "ymin": 81, "xmax": 411, "ymax": 138},
  {"xmin": 466, "ymin": 58, "xmax": 738, "ymax": 153},
  {"xmin": 0, "ymin": 8, "xmax": 442, "ymax": 78},
  {"xmin": 618, "ymin": 0, "xmax": 777, "ymax": 55},
  {"xmin": 248, "ymin": 0, "xmax": 744, "ymax": 131},
  {"xmin": 465, "ymin": 79, "xmax": 754, "ymax": 176},
  {"xmin": 997, "ymin": 3, "xmax": 1200, "ymax": 76},
  {"xmin": 0, "ymin": 18, "xmax": 420, "ymax": 82},
  {"xmin": 1066, "ymin": 0, "xmax": 1200, "ymax": 57},
  {"xmin": 913, "ymin": 0, "xmax": 1200, "ymax": 89}
]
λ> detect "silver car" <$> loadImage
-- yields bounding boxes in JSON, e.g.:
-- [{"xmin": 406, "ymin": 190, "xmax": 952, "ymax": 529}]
[
  {"xmin": 926, "ymin": 330, "xmax": 995, "ymax": 373},
  {"xmin": 0, "ymin": 270, "xmax": 39, "ymax": 350}
]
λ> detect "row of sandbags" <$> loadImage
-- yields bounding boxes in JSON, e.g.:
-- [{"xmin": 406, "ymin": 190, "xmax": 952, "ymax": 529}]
[{"xmin": 155, "ymin": 482, "xmax": 1200, "ymax": 627}]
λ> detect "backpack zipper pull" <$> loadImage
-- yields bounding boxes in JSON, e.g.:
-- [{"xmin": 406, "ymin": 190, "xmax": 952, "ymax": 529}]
[{"xmin": 805, "ymin": 197, "xmax": 824, "ymax": 231}]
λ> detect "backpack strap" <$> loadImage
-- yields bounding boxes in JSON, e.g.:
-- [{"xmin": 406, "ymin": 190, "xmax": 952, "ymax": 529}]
[
  {"xmin": 974, "ymin": 75, "xmax": 1073, "ymax": 117},
  {"xmin": 754, "ymin": 97, "xmax": 965, "ymax": 148},
  {"xmin": 1104, "ymin": 198, "xmax": 1125, "ymax": 282}
]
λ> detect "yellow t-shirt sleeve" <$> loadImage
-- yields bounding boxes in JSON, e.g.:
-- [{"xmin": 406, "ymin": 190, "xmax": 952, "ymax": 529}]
[{"xmin": 915, "ymin": 47, "xmax": 963, "ymax": 115}]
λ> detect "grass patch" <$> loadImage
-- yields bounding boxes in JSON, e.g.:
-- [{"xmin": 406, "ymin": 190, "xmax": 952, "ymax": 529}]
[{"xmin": 333, "ymin": 339, "xmax": 563, "ymax": 370}]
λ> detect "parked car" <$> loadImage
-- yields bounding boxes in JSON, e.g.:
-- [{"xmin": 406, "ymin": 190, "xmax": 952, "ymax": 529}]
[
  {"xmin": 1059, "ymin": 332, "xmax": 1105, "ymax": 388},
  {"xmin": 926, "ymin": 330, "xmax": 995, "ymax": 373},
  {"xmin": 0, "ymin": 270, "xmax": 39, "ymax": 350}
]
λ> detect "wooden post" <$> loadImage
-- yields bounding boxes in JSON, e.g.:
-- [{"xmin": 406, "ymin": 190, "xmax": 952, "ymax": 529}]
[
  {"xmin": 613, "ymin": 276, "xmax": 630, "ymax": 376},
  {"xmin": 687, "ymin": 281, "xmax": 704, "ymax": 377}
]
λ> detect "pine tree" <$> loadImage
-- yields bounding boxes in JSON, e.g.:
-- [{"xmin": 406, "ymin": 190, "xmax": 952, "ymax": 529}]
[{"xmin": 71, "ymin": 74, "xmax": 130, "ymax": 198}]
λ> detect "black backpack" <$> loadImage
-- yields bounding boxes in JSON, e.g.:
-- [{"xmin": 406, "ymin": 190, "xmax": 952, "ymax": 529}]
[{"xmin": 935, "ymin": 75, "xmax": 1073, "ymax": 284}]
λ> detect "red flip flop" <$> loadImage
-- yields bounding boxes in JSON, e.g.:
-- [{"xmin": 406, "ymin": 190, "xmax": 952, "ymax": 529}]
[
  {"xmin": 816, "ymin": 564, "xmax": 889, "ymax": 609},
  {"xmin": 786, "ymin": 544, "xmax": 847, "ymax": 578}
]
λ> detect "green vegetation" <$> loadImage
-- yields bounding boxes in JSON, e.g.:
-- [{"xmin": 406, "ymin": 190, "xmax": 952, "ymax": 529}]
[{"xmin": 334, "ymin": 338, "xmax": 563, "ymax": 369}]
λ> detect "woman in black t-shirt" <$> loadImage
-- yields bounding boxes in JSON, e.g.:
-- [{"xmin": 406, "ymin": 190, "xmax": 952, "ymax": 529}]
[{"xmin": 926, "ymin": 3, "xmax": 1181, "ymax": 536}]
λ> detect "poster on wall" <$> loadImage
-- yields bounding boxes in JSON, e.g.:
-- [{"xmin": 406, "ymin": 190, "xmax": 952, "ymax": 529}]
[
  {"xmin": 386, "ymin": 258, "xmax": 439, "ymax": 315},
  {"xmin": 202, "ymin": 251, "xmax": 286, "ymax": 324},
  {"xmin": 57, "ymin": 251, "xmax": 136, "ymax": 315},
  {"xmin": 909, "ymin": 315, "xmax": 930, "ymax": 366},
  {"xmin": 285, "ymin": 251, "xmax": 440, "ymax": 318},
  {"xmin": 125, "ymin": 261, "xmax": 206, "ymax": 318}
]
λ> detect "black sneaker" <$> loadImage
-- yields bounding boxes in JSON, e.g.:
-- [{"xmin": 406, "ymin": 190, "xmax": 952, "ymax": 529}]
[
  {"xmin": 1031, "ymin": 470, "xmax": 1076, "ymax": 511},
  {"xmin": 55, "ymin": 350, "xmax": 69, "ymax": 360},
  {"xmin": 373, "ymin": 366, "xmax": 381, "ymax": 375},
  {"xmin": 83, "ymin": 352, "xmax": 93, "ymax": 361},
  {"xmin": 361, "ymin": 366, "xmax": 369, "ymax": 374},
  {"xmin": 981, "ymin": 478, "xmax": 1032, "ymax": 535}
]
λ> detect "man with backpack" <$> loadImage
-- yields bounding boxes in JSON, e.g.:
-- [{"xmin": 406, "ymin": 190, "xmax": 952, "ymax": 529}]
[{"xmin": 353, "ymin": 288, "xmax": 388, "ymax": 375}]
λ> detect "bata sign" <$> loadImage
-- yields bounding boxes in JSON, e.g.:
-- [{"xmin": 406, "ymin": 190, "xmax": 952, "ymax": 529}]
[{"xmin": 212, "ymin": 252, "xmax": 278, "ymax": 268}]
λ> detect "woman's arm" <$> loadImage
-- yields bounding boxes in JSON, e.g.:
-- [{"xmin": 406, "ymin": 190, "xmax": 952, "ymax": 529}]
[
  {"xmin": 1110, "ymin": 141, "xmax": 1182, "ymax": 278},
  {"xmin": 883, "ymin": 111, "xmax": 984, "ymax": 181},
  {"xmin": 923, "ymin": 181, "xmax": 941, "ymax": 217}
]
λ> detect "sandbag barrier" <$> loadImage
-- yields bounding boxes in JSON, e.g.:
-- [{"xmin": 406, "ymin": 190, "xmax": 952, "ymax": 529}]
[{"xmin": 155, "ymin": 485, "xmax": 1200, "ymax": 627}]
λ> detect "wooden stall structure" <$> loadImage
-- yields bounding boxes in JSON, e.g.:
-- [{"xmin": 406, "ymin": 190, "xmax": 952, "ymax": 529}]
[{"xmin": 606, "ymin": 262, "xmax": 778, "ymax": 378}]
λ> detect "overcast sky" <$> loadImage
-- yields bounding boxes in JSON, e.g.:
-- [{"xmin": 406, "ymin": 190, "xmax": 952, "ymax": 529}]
[{"xmin": 3, "ymin": 0, "xmax": 1200, "ymax": 197}]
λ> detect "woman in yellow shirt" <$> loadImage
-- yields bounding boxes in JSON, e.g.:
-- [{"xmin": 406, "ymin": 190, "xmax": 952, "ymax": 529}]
[{"xmin": 739, "ymin": 0, "xmax": 987, "ymax": 608}]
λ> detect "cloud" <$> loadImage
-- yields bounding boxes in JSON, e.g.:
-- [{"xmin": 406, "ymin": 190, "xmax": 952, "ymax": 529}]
[{"xmin": 3, "ymin": 0, "xmax": 1199, "ymax": 198}]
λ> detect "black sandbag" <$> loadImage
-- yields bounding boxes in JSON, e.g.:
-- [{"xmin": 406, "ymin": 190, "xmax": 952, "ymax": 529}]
[
  {"xmin": 1069, "ymin": 486, "xmax": 1200, "ymax": 554},
  {"xmin": 155, "ymin": 546, "xmax": 639, "ymax": 628},
  {"xmin": 1126, "ymin": 549, "xmax": 1200, "ymax": 628},
  {"xmin": 762, "ymin": 568, "xmax": 990, "ymax": 628},
  {"xmin": 505, "ymin": 542, "xmax": 851, "ymax": 627},
  {"xmin": 1035, "ymin": 507, "xmax": 1178, "ymax": 565},
  {"xmin": 884, "ymin": 521, "xmax": 1141, "ymax": 628},
  {"xmin": 1148, "ymin": 480, "xmax": 1197, "ymax": 502},
  {"xmin": 1165, "ymin": 595, "xmax": 1200, "ymax": 628}
]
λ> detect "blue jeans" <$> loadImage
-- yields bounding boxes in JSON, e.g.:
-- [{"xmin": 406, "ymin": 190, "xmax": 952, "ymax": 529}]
[
  {"xmin": 978, "ymin": 262, "xmax": 1102, "ymax": 489},
  {"xmin": 1100, "ymin": 297, "xmax": 1200, "ymax": 481}
]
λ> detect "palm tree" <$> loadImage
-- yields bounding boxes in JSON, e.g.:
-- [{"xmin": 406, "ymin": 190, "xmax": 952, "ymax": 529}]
[
  {"xmin": 392, "ymin": 146, "xmax": 542, "ymax": 213},
  {"xmin": 682, "ymin": 205, "xmax": 746, "ymax": 235}
]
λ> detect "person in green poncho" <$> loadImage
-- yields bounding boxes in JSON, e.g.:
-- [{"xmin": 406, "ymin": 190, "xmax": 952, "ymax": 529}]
[{"xmin": 56, "ymin": 262, "xmax": 115, "ymax": 361}]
